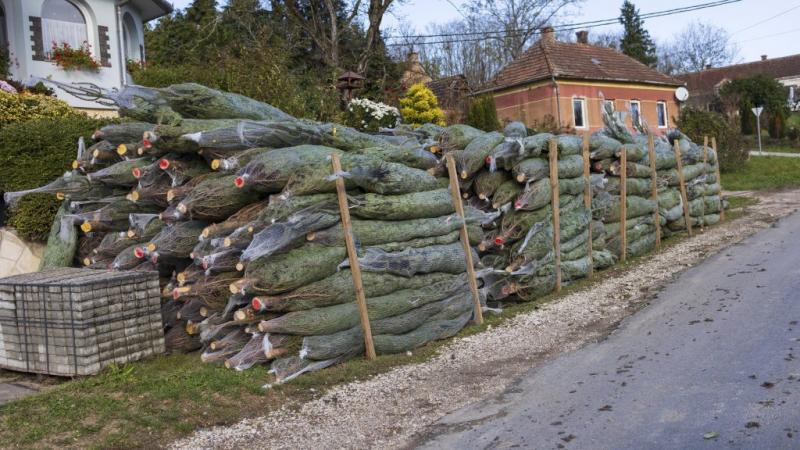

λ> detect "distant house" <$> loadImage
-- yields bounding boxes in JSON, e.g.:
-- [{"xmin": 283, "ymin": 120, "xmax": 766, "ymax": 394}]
[
  {"xmin": 400, "ymin": 51, "xmax": 472, "ymax": 122},
  {"xmin": 0, "ymin": 0, "xmax": 172, "ymax": 114},
  {"xmin": 678, "ymin": 54, "xmax": 800, "ymax": 112},
  {"xmin": 426, "ymin": 74, "xmax": 471, "ymax": 123},
  {"xmin": 477, "ymin": 27, "xmax": 686, "ymax": 134}
]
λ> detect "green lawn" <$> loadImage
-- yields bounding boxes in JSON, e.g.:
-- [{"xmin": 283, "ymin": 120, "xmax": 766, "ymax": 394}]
[
  {"xmin": 0, "ymin": 294, "xmax": 555, "ymax": 449},
  {"xmin": 722, "ymin": 156, "xmax": 800, "ymax": 191}
]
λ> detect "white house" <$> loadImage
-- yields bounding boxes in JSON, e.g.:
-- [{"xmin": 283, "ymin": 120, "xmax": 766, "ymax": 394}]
[{"xmin": 0, "ymin": 0, "xmax": 172, "ymax": 114}]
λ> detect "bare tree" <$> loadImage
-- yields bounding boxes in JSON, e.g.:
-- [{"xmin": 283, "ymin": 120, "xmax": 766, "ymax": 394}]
[
  {"xmin": 658, "ymin": 21, "xmax": 739, "ymax": 75},
  {"xmin": 590, "ymin": 30, "xmax": 622, "ymax": 49},
  {"xmin": 467, "ymin": 0, "xmax": 583, "ymax": 61},
  {"xmin": 393, "ymin": 0, "xmax": 579, "ymax": 88},
  {"xmin": 270, "ymin": 0, "xmax": 395, "ymax": 72}
]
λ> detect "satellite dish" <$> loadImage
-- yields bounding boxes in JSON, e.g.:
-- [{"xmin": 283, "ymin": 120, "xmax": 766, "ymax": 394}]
[{"xmin": 675, "ymin": 86, "xmax": 689, "ymax": 102}]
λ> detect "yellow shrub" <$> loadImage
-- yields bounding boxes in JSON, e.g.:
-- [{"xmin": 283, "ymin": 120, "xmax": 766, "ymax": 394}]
[
  {"xmin": 399, "ymin": 83, "xmax": 445, "ymax": 128},
  {"xmin": 0, "ymin": 91, "xmax": 85, "ymax": 126}
]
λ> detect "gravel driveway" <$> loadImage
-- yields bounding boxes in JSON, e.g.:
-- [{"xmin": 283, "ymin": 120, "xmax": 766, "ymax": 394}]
[{"xmin": 171, "ymin": 190, "xmax": 800, "ymax": 450}]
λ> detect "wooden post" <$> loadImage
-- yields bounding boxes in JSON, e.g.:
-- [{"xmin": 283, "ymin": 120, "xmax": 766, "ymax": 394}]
[
  {"xmin": 445, "ymin": 153, "xmax": 484, "ymax": 325},
  {"xmin": 700, "ymin": 136, "xmax": 709, "ymax": 231},
  {"xmin": 673, "ymin": 140, "xmax": 693, "ymax": 237},
  {"xmin": 647, "ymin": 134, "xmax": 661, "ymax": 249},
  {"xmin": 330, "ymin": 153, "xmax": 376, "ymax": 360},
  {"xmin": 712, "ymin": 136, "xmax": 725, "ymax": 221},
  {"xmin": 581, "ymin": 134, "xmax": 593, "ymax": 278},
  {"xmin": 619, "ymin": 147, "xmax": 628, "ymax": 263},
  {"xmin": 548, "ymin": 138, "xmax": 562, "ymax": 292}
]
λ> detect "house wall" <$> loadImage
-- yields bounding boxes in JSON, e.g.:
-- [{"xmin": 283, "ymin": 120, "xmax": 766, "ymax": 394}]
[
  {"xmin": 493, "ymin": 80, "xmax": 682, "ymax": 135},
  {"xmin": 2, "ymin": 0, "xmax": 146, "ymax": 111},
  {"xmin": 777, "ymin": 75, "xmax": 800, "ymax": 87}
]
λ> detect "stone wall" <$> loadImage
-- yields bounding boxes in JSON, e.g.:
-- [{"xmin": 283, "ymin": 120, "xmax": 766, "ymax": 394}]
[{"xmin": 0, "ymin": 229, "xmax": 44, "ymax": 278}]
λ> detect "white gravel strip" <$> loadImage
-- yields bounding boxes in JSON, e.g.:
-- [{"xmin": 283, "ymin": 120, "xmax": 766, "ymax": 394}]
[{"xmin": 172, "ymin": 190, "xmax": 800, "ymax": 450}]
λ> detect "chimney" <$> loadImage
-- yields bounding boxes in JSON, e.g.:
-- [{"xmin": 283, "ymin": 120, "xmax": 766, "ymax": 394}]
[
  {"xmin": 761, "ymin": 54, "xmax": 768, "ymax": 61},
  {"xmin": 704, "ymin": 64, "xmax": 712, "ymax": 70},
  {"xmin": 576, "ymin": 30, "xmax": 589, "ymax": 44},
  {"xmin": 541, "ymin": 26, "xmax": 555, "ymax": 44}
]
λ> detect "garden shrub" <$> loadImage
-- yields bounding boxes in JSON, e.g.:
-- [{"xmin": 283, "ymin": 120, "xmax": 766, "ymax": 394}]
[
  {"xmin": 465, "ymin": 95, "xmax": 501, "ymax": 132},
  {"xmin": 344, "ymin": 98, "xmax": 400, "ymax": 132},
  {"xmin": 399, "ymin": 83, "xmax": 446, "ymax": 128},
  {"xmin": 787, "ymin": 126, "xmax": 800, "ymax": 142},
  {"xmin": 6, "ymin": 194, "xmax": 61, "ymax": 242},
  {"xmin": 0, "ymin": 91, "xmax": 84, "ymax": 126},
  {"xmin": 0, "ymin": 115, "xmax": 111, "ymax": 241},
  {"xmin": 677, "ymin": 106, "xmax": 748, "ymax": 172}
]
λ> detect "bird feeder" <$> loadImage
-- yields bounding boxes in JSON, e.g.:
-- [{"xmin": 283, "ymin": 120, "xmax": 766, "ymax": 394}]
[{"xmin": 336, "ymin": 71, "xmax": 365, "ymax": 101}]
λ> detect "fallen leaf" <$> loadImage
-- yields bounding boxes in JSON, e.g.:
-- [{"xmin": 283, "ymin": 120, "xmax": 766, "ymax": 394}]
[{"xmin": 703, "ymin": 432, "xmax": 719, "ymax": 439}]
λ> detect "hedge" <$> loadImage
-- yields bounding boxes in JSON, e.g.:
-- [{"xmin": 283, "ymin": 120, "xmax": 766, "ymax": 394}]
[
  {"xmin": 0, "ymin": 115, "xmax": 112, "ymax": 241},
  {"xmin": 0, "ymin": 91, "xmax": 84, "ymax": 127},
  {"xmin": 676, "ymin": 107, "xmax": 748, "ymax": 172}
]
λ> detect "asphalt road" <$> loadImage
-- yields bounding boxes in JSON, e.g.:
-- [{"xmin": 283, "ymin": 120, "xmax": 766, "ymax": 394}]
[{"xmin": 415, "ymin": 211, "xmax": 800, "ymax": 450}]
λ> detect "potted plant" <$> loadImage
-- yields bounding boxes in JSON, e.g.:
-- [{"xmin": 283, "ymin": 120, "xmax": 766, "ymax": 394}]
[{"xmin": 50, "ymin": 42, "xmax": 100, "ymax": 72}]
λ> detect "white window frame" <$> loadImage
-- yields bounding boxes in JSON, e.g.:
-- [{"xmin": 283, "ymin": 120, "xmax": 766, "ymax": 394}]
[
  {"xmin": 656, "ymin": 101, "xmax": 668, "ymax": 128},
  {"xmin": 572, "ymin": 97, "xmax": 588, "ymax": 129},
  {"xmin": 630, "ymin": 100, "xmax": 641, "ymax": 127},
  {"xmin": 603, "ymin": 99, "xmax": 615, "ymax": 112}
]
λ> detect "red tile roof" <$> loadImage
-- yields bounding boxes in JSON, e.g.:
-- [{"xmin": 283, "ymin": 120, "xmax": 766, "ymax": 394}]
[
  {"xmin": 481, "ymin": 37, "xmax": 682, "ymax": 93},
  {"xmin": 677, "ymin": 53, "xmax": 800, "ymax": 95}
]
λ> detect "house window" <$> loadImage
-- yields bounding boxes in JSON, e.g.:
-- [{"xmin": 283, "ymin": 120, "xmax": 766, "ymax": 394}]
[
  {"xmin": 656, "ymin": 101, "xmax": 668, "ymax": 128},
  {"xmin": 603, "ymin": 100, "xmax": 615, "ymax": 113},
  {"xmin": 572, "ymin": 97, "xmax": 587, "ymax": 129},
  {"xmin": 630, "ymin": 100, "xmax": 641, "ymax": 126},
  {"xmin": 122, "ymin": 13, "xmax": 142, "ymax": 63},
  {"xmin": 41, "ymin": 0, "xmax": 88, "ymax": 57}
]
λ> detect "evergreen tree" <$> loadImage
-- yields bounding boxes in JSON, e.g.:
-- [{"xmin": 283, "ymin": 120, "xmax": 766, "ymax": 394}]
[
  {"xmin": 466, "ymin": 95, "xmax": 501, "ymax": 132},
  {"xmin": 619, "ymin": 1, "xmax": 657, "ymax": 67},
  {"xmin": 399, "ymin": 83, "xmax": 446, "ymax": 127}
]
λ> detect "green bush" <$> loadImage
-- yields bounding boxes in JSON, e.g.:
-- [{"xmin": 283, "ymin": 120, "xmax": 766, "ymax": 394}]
[
  {"xmin": 7, "ymin": 194, "xmax": 61, "ymax": 242},
  {"xmin": 0, "ymin": 91, "xmax": 85, "ymax": 126},
  {"xmin": 0, "ymin": 115, "xmax": 111, "ymax": 241},
  {"xmin": 676, "ymin": 106, "xmax": 748, "ymax": 172},
  {"xmin": 465, "ymin": 95, "xmax": 501, "ymax": 132}
]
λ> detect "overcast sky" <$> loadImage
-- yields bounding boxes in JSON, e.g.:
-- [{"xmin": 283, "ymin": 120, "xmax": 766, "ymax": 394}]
[{"xmin": 168, "ymin": 0, "xmax": 799, "ymax": 64}]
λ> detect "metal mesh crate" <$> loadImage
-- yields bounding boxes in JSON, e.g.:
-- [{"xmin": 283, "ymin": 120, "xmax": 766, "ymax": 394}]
[{"xmin": 0, "ymin": 268, "xmax": 164, "ymax": 376}]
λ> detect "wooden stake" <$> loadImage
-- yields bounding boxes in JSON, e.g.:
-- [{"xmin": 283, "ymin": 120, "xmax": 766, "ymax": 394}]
[
  {"xmin": 712, "ymin": 136, "xmax": 725, "ymax": 221},
  {"xmin": 445, "ymin": 153, "xmax": 484, "ymax": 325},
  {"xmin": 581, "ymin": 134, "xmax": 593, "ymax": 278},
  {"xmin": 548, "ymin": 138, "xmax": 562, "ymax": 292},
  {"xmin": 647, "ymin": 134, "xmax": 661, "ymax": 249},
  {"xmin": 700, "ymin": 136, "xmax": 709, "ymax": 231},
  {"xmin": 673, "ymin": 140, "xmax": 693, "ymax": 237},
  {"xmin": 619, "ymin": 147, "xmax": 628, "ymax": 263},
  {"xmin": 330, "ymin": 153, "xmax": 376, "ymax": 360}
]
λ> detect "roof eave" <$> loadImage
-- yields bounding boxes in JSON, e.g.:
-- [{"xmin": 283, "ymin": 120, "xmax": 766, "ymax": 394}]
[{"xmin": 128, "ymin": 0, "xmax": 174, "ymax": 22}]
